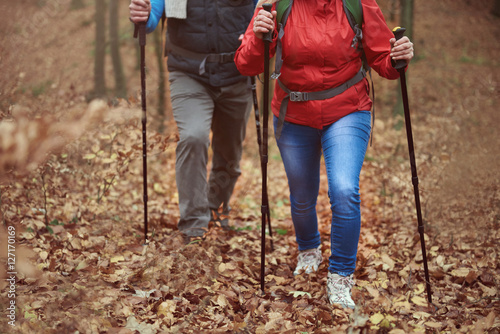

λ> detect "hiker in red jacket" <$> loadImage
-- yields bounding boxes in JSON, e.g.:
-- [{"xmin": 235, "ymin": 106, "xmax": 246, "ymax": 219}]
[{"xmin": 235, "ymin": 0, "xmax": 414, "ymax": 309}]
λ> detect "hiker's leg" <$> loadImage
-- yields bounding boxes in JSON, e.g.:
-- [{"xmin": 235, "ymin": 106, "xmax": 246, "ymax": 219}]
[
  {"xmin": 321, "ymin": 110, "xmax": 371, "ymax": 275},
  {"xmin": 169, "ymin": 71, "xmax": 213, "ymax": 236},
  {"xmin": 208, "ymin": 79, "xmax": 252, "ymax": 214},
  {"xmin": 274, "ymin": 116, "xmax": 322, "ymax": 251}
]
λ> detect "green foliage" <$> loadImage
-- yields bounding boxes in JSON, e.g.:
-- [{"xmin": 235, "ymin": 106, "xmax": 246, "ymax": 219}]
[{"xmin": 31, "ymin": 80, "xmax": 53, "ymax": 97}]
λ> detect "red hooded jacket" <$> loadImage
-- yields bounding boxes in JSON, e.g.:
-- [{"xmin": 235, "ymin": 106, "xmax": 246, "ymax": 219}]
[{"xmin": 235, "ymin": 0, "xmax": 402, "ymax": 129}]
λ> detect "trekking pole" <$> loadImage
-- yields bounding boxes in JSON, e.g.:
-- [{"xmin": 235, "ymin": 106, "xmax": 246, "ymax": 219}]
[
  {"xmin": 134, "ymin": 22, "xmax": 149, "ymax": 245},
  {"xmin": 393, "ymin": 27, "xmax": 432, "ymax": 303},
  {"xmin": 260, "ymin": 2, "xmax": 274, "ymax": 293},
  {"xmin": 250, "ymin": 77, "xmax": 263, "ymax": 159},
  {"xmin": 250, "ymin": 76, "xmax": 274, "ymax": 249}
]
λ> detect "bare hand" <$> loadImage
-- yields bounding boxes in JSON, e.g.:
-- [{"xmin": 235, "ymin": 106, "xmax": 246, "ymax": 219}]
[
  {"xmin": 390, "ymin": 36, "xmax": 414, "ymax": 65},
  {"xmin": 253, "ymin": 9, "xmax": 277, "ymax": 40},
  {"xmin": 129, "ymin": 0, "xmax": 151, "ymax": 23}
]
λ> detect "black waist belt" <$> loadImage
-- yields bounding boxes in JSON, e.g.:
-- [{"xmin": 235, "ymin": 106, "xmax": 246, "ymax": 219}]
[
  {"xmin": 275, "ymin": 66, "xmax": 367, "ymax": 139},
  {"xmin": 165, "ymin": 37, "xmax": 235, "ymax": 76}
]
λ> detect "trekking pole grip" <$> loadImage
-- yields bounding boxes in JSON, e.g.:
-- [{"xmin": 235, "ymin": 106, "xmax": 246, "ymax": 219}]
[
  {"xmin": 392, "ymin": 26, "xmax": 407, "ymax": 70},
  {"xmin": 262, "ymin": 3, "xmax": 273, "ymax": 43}
]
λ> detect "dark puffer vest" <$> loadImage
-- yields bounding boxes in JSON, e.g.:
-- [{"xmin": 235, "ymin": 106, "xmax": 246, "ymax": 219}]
[{"xmin": 166, "ymin": 0, "xmax": 255, "ymax": 87}]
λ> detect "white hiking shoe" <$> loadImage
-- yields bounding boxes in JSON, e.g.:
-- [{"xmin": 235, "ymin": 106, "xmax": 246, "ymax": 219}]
[
  {"xmin": 327, "ymin": 272, "xmax": 356, "ymax": 309},
  {"xmin": 293, "ymin": 246, "xmax": 322, "ymax": 276}
]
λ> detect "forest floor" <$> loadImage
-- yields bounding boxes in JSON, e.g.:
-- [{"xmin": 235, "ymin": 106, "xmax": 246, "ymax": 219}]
[{"xmin": 0, "ymin": 0, "xmax": 499, "ymax": 333}]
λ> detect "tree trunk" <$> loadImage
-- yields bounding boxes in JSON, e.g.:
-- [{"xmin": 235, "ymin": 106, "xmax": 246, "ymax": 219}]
[
  {"xmin": 390, "ymin": 0, "xmax": 398, "ymax": 22},
  {"xmin": 400, "ymin": 0, "xmax": 414, "ymax": 41},
  {"xmin": 93, "ymin": 0, "xmax": 107, "ymax": 98},
  {"xmin": 493, "ymin": 0, "xmax": 500, "ymax": 17},
  {"xmin": 109, "ymin": 0, "xmax": 126, "ymax": 98}
]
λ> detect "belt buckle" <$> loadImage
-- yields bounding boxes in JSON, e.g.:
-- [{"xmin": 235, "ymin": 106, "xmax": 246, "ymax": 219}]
[
  {"xmin": 290, "ymin": 92, "xmax": 306, "ymax": 102},
  {"xmin": 221, "ymin": 53, "xmax": 234, "ymax": 63}
]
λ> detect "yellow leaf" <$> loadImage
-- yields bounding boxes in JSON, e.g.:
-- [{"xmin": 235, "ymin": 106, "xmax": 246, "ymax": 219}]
[
  {"xmin": 39, "ymin": 250, "xmax": 48, "ymax": 261},
  {"xmin": 370, "ymin": 313, "xmax": 385, "ymax": 325},
  {"xmin": 218, "ymin": 262, "xmax": 227, "ymax": 273},
  {"xmin": 75, "ymin": 261, "xmax": 88, "ymax": 271},
  {"xmin": 215, "ymin": 294, "xmax": 228, "ymax": 308},
  {"xmin": 365, "ymin": 285, "xmax": 380, "ymax": 298},
  {"xmin": 413, "ymin": 283, "xmax": 425, "ymax": 295},
  {"xmin": 388, "ymin": 329, "xmax": 406, "ymax": 334},
  {"xmin": 158, "ymin": 300, "xmax": 177, "ymax": 318},
  {"xmin": 412, "ymin": 311, "xmax": 431, "ymax": 319},
  {"xmin": 24, "ymin": 310, "xmax": 37, "ymax": 320},
  {"xmin": 83, "ymin": 153, "xmax": 96, "ymax": 160},
  {"xmin": 429, "ymin": 246, "xmax": 439, "ymax": 257},
  {"xmin": 478, "ymin": 282, "xmax": 497, "ymax": 297},
  {"xmin": 381, "ymin": 253, "xmax": 395, "ymax": 271},
  {"xmin": 110, "ymin": 255, "xmax": 125, "ymax": 263},
  {"xmin": 154, "ymin": 183, "xmax": 166, "ymax": 194},
  {"xmin": 451, "ymin": 268, "xmax": 470, "ymax": 277},
  {"xmin": 424, "ymin": 321, "xmax": 443, "ymax": 329},
  {"xmin": 392, "ymin": 300, "xmax": 411, "ymax": 311},
  {"xmin": 411, "ymin": 295, "xmax": 428, "ymax": 307},
  {"xmin": 289, "ymin": 291, "xmax": 311, "ymax": 298},
  {"xmin": 267, "ymin": 274, "xmax": 287, "ymax": 285}
]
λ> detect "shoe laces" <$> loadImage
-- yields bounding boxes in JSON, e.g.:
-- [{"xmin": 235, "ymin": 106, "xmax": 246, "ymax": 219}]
[
  {"xmin": 327, "ymin": 273, "xmax": 355, "ymax": 308},
  {"xmin": 295, "ymin": 247, "xmax": 322, "ymax": 272}
]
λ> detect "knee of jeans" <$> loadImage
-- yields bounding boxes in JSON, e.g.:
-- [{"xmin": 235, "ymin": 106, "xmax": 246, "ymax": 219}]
[
  {"xmin": 291, "ymin": 197, "xmax": 317, "ymax": 216},
  {"xmin": 329, "ymin": 185, "xmax": 360, "ymax": 210}
]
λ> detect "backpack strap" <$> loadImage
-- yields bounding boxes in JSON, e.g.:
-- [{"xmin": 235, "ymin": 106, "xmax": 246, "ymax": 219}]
[
  {"xmin": 344, "ymin": 0, "xmax": 376, "ymax": 146},
  {"xmin": 343, "ymin": 0, "xmax": 363, "ymax": 52},
  {"xmin": 276, "ymin": 0, "xmax": 291, "ymax": 25},
  {"xmin": 272, "ymin": 0, "xmax": 293, "ymax": 79}
]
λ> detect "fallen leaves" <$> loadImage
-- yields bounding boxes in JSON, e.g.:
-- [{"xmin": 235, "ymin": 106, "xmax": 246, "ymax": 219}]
[{"xmin": 2, "ymin": 2, "xmax": 500, "ymax": 333}]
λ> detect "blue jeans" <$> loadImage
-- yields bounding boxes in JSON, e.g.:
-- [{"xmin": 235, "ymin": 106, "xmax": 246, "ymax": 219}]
[{"xmin": 274, "ymin": 111, "xmax": 371, "ymax": 276}]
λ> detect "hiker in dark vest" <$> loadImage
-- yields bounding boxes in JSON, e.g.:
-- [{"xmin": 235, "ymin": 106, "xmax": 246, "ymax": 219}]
[
  {"xmin": 235, "ymin": 0, "xmax": 414, "ymax": 308},
  {"xmin": 129, "ymin": 0, "xmax": 258, "ymax": 240}
]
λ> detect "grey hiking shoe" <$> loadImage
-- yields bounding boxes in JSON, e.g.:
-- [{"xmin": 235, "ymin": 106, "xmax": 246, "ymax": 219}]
[
  {"xmin": 293, "ymin": 245, "xmax": 322, "ymax": 276},
  {"xmin": 327, "ymin": 272, "xmax": 355, "ymax": 309}
]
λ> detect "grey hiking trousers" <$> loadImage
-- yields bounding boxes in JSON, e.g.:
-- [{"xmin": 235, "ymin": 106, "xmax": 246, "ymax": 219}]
[{"xmin": 168, "ymin": 71, "xmax": 252, "ymax": 237}]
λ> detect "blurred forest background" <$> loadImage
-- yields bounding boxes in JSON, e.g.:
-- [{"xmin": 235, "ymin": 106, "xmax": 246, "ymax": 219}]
[{"xmin": 0, "ymin": 0, "xmax": 499, "ymax": 333}]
